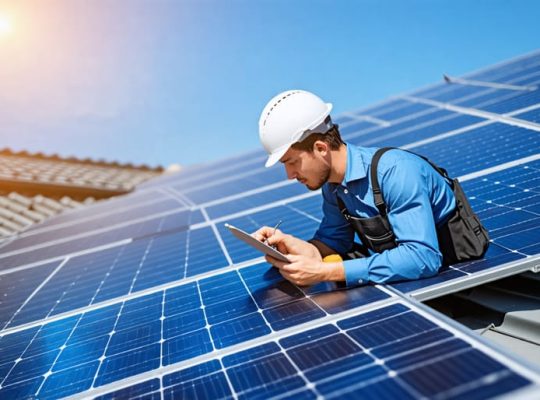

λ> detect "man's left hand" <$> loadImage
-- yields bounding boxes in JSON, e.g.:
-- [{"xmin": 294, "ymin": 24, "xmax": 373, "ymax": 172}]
[{"xmin": 266, "ymin": 254, "xmax": 330, "ymax": 286}]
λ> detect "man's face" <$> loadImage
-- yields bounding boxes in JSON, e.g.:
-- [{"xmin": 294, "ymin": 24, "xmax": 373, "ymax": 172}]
[{"xmin": 279, "ymin": 146, "xmax": 330, "ymax": 191}]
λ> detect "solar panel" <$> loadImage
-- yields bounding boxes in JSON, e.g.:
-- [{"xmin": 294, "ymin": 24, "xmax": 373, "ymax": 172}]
[
  {"xmin": 72, "ymin": 300, "xmax": 539, "ymax": 399},
  {"xmin": 0, "ymin": 199, "xmax": 190, "ymax": 253},
  {"xmin": 0, "ymin": 262, "xmax": 393, "ymax": 398},
  {"xmin": 1, "ymin": 51, "xmax": 540, "ymax": 399},
  {"xmin": 515, "ymin": 107, "xmax": 540, "ymax": 123}
]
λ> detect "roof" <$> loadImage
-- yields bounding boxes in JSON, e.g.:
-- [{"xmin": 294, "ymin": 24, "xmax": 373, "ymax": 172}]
[
  {"xmin": 0, "ymin": 149, "xmax": 164, "ymax": 238},
  {"xmin": 0, "ymin": 148, "xmax": 163, "ymax": 200},
  {"xmin": 0, "ymin": 192, "xmax": 95, "ymax": 237}
]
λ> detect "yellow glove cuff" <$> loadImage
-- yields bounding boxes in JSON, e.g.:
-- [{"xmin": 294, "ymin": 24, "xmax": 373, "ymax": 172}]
[{"xmin": 323, "ymin": 254, "xmax": 343, "ymax": 263}]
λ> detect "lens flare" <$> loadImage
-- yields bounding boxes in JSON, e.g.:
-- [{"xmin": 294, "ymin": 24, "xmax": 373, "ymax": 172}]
[{"xmin": 0, "ymin": 14, "xmax": 13, "ymax": 36}]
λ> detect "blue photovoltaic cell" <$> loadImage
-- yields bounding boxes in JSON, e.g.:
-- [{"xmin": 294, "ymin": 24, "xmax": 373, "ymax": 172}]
[
  {"xmin": 0, "ymin": 261, "xmax": 59, "ymax": 330},
  {"xmin": 466, "ymin": 162, "xmax": 540, "ymax": 255},
  {"xmin": 0, "ymin": 198, "xmax": 186, "ymax": 253},
  {"xmin": 366, "ymin": 100, "xmax": 433, "ymax": 121},
  {"xmin": 141, "ymin": 149, "xmax": 267, "ymax": 191},
  {"xmin": 471, "ymin": 53, "xmax": 540, "ymax": 82},
  {"xmin": 0, "ymin": 261, "xmax": 390, "ymax": 397},
  {"xmin": 4, "ymin": 226, "xmax": 228, "ymax": 329},
  {"xmin": 411, "ymin": 123, "xmax": 540, "ymax": 178},
  {"xmin": 205, "ymin": 182, "xmax": 309, "ymax": 220},
  {"xmin": 95, "ymin": 378, "xmax": 161, "ymax": 400},
  {"xmin": 0, "ymin": 220, "xmax": 155, "ymax": 271},
  {"xmin": 422, "ymin": 63, "xmax": 538, "ymax": 106},
  {"xmin": 6, "ymin": 244, "xmax": 145, "ymax": 328},
  {"xmin": 0, "ymin": 208, "xmax": 204, "ymax": 271},
  {"xmin": 351, "ymin": 112, "xmax": 484, "ymax": 149},
  {"xmin": 94, "ymin": 302, "xmax": 535, "ymax": 399},
  {"xmin": 416, "ymin": 82, "xmax": 485, "ymax": 104},
  {"xmin": 339, "ymin": 120, "xmax": 378, "ymax": 138},
  {"xmin": 515, "ymin": 107, "xmax": 540, "ymax": 123},
  {"xmin": 332, "ymin": 115, "xmax": 358, "ymax": 125},
  {"xmin": 355, "ymin": 98, "xmax": 406, "ymax": 116},
  {"xmin": 418, "ymin": 56, "xmax": 540, "ymax": 105},
  {"xmin": 479, "ymin": 88, "xmax": 540, "ymax": 115},
  {"xmin": 222, "ymin": 342, "xmax": 282, "ymax": 367},
  {"xmin": 456, "ymin": 80, "xmax": 540, "ymax": 113},
  {"xmin": 345, "ymin": 107, "xmax": 443, "ymax": 142},
  {"xmin": 288, "ymin": 195, "xmax": 324, "ymax": 220},
  {"xmin": 181, "ymin": 167, "xmax": 287, "ymax": 205},
  {"xmin": 166, "ymin": 373, "xmax": 233, "ymax": 399},
  {"xmin": 352, "ymin": 109, "xmax": 478, "ymax": 144}
]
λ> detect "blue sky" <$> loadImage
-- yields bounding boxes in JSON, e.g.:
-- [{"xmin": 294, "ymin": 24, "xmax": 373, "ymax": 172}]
[{"xmin": 0, "ymin": 0, "xmax": 539, "ymax": 168}]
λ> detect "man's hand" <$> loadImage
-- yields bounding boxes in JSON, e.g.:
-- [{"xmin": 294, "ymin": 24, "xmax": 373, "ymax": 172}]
[
  {"xmin": 266, "ymin": 254, "xmax": 329, "ymax": 286},
  {"xmin": 253, "ymin": 227, "xmax": 345, "ymax": 286},
  {"xmin": 252, "ymin": 227, "xmax": 321, "ymax": 259}
]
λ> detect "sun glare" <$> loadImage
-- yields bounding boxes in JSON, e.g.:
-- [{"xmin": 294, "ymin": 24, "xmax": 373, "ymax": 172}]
[{"xmin": 0, "ymin": 14, "xmax": 13, "ymax": 37}]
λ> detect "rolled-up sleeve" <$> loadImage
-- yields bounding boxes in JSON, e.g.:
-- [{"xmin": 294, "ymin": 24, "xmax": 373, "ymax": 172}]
[{"xmin": 343, "ymin": 159, "xmax": 443, "ymax": 286}]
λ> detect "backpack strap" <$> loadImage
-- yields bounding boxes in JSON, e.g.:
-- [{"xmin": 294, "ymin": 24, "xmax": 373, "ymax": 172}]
[
  {"xmin": 335, "ymin": 195, "xmax": 351, "ymax": 220},
  {"xmin": 370, "ymin": 148, "xmax": 394, "ymax": 218},
  {"xmin": 371, "ymin": 147, "xmax": 454, "ymax": 217}
]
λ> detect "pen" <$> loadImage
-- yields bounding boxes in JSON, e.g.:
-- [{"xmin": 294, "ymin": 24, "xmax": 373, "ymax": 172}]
[{"xmin": 264, "ymin": 220, "xmax": 282, "ymax": 245}]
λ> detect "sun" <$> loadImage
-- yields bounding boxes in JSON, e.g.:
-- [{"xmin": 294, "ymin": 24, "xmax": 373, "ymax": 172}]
[{"xmin": 0, "ymin": 14, "xmax": 13, "ymax": 37}]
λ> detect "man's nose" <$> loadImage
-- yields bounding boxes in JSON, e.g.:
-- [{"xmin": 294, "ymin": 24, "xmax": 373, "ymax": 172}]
[{"xmin": 285, "ymin": 165, "xmax": 296, "ymax": 180}]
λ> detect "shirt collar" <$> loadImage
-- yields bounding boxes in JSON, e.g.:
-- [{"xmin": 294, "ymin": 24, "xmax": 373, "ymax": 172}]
[
  {"xmin": 330, "ymin": 143, "xmax": 367, "ymax": 192},
  {"xmin": 343, "ymin": 143, "xmax": 367, "ymax": 184}
]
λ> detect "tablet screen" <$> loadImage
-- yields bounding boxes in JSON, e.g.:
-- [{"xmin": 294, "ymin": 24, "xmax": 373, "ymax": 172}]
[{"xmin": 224, "ymin": 223, "xmax": 290, "ymax": 263}]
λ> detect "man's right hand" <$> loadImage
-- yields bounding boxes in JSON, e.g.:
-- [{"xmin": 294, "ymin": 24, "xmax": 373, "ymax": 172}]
[{"xmin": 252, "ymin": 227, "xmax": 321, "ymax": 260}]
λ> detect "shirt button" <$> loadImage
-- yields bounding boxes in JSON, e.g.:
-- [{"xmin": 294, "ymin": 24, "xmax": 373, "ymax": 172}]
[{"xmin": 344, "ymin": 189, "xmax": 349, "ymax": 194}]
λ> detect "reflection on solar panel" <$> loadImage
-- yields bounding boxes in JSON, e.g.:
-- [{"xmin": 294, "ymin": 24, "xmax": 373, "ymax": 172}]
[{"xmin": 1, "ymin": 52, "xmax": 540, "ymax": 398}]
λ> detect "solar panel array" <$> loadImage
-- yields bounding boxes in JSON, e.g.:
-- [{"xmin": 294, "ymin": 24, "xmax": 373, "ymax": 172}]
[{"xmin": 1, "ymin": 51, "xmax": 540, "ymax": 399}]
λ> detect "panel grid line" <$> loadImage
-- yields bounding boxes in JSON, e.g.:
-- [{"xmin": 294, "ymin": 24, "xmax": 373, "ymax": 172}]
[{"xmin": 401, "ymin": 95, "xmax": 540, "ymax": 132}]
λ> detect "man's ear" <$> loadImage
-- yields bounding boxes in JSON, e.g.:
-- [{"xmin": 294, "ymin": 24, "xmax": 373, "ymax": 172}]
[{"xmin": 313, "ymin": 140, "xmax": 329, "ymax": 155}]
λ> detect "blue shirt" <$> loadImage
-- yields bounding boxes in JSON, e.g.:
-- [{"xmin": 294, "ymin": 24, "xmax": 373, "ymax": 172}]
[{"xmin": 312, "ymin": 144, "xmax": 456, "ymax": 286}]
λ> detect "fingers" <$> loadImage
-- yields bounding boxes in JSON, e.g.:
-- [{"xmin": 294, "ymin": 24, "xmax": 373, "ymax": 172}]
[
  {"xmin": 266, "ymin": 231, "xmax": 292, "ymax": 255},
  {"xmin": 266, "ymin": 259, "xmax": 295, "ymax": 273},
  {"xmin": 264, "ymin": 229, "xmax": 285, "ymax": 245},
  {"xmin": 265, "ymin": 255, "xmax": 295, "ymax": 273},
  {"xmin": 283, "ymin": 254, "xmax": 301, "ymax": 262},
  {"xmin": 252, "ymin": 227, "xmax": 284, "ymax": 243},
  {"xmin": 278, "ymin": 268, "xmax": 294, "ymax": 283},
  {"xmin": 265, "ymin": 254, "xmax": 282, "ymax": 266},
  {"xmin": 266, "ymin": 257, "xmax": 310, "ymax": 286},
  {"xmin": 278, "ymin": 269, "xmax": 306, "ymax": 287},
  {"xmin": 252, "ymin": 226, "xmax": 272, "ymax": 242}
]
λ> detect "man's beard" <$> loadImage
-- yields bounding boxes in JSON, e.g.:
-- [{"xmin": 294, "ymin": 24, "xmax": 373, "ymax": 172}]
[{"xmin": 305, "ymin": 164, "xmax": 331, "ymax": 191}]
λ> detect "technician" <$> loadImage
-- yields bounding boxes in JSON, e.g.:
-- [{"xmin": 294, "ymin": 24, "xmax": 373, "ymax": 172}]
[{"xmin": 254, "ymin": 90, "xmax": 488, "ymax": 287}]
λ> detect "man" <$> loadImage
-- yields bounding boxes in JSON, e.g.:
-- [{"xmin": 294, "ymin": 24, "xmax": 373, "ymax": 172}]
[{"xmin": 254, "ymin": 89, "xmax": 459, "ymax": 287}]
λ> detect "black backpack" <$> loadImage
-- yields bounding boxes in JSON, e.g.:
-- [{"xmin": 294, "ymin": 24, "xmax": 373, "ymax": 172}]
[{"xmin": 336, "ymin": 147, "xmax": 490, "ymax": 265}]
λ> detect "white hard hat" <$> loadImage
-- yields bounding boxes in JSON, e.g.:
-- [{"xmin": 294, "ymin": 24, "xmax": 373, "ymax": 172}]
[{"xmin": 258, "ymin": 90, "xmax": 333, "ymax": 167}]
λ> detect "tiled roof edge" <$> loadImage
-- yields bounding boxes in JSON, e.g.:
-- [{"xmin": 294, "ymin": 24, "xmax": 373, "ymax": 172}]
[{"xmin": 0, "ymin": 148, "xmax": 164, "ymax": 172}]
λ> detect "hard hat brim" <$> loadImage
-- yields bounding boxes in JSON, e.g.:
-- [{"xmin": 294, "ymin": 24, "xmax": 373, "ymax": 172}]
[{"xmin": 265, "ymin": 146, "xmax": 289, "ymax": 168}]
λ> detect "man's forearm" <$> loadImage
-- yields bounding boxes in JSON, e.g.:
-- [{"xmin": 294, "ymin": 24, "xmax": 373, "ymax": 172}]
[{"xmin": 309, "ymin": 239, "xmax": 346, "ymax": 282}]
